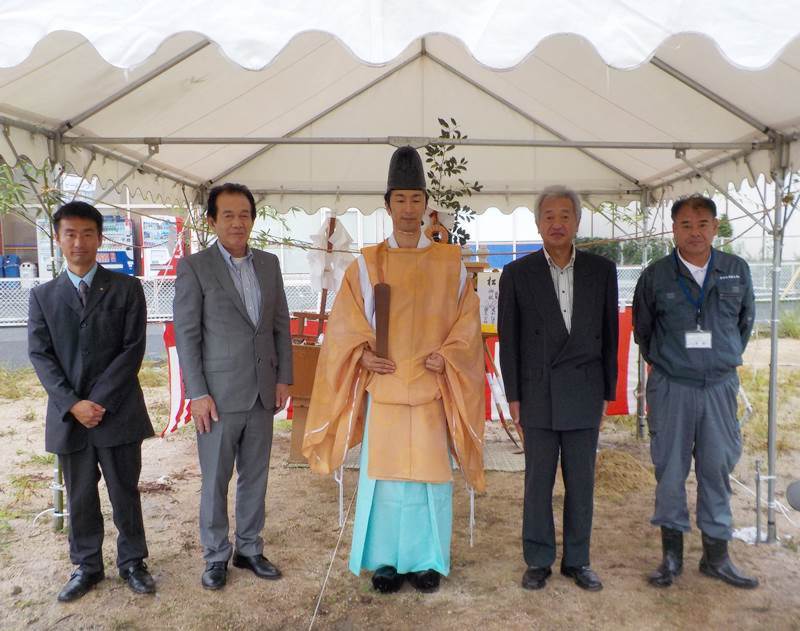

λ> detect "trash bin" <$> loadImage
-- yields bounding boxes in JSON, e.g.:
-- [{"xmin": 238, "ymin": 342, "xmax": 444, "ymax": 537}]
[
  {"xmin": 2, "ymin": 255, "xmax": 20, "ymax": 288},
  {"xmin": 20, "ymin": 261, "xmax": 38, "ymax": 289},
  {"xmin": 2, "ymin": 254, "xmax": 20, "ymax": 277}
]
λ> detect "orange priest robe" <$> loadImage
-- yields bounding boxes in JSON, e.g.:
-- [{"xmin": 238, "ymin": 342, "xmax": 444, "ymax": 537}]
[{"xmin": 302, "ymin": 236, "xmax": 486, "ymax": 492}]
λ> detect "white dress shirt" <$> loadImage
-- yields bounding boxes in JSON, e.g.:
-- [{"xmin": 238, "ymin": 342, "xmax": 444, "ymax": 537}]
[{"xmin": 543, "ymin": 245, "xmax": 576, "ymax": 333}]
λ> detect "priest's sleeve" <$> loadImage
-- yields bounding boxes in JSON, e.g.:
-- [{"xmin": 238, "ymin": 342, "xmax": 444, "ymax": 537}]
[
  {"xmin": 303, "ymin": 261, "xmax": 374, "ymax": 474},
  {"xmin": 436, "ymin": 284, "xmax": 487, "ymax": 492}
]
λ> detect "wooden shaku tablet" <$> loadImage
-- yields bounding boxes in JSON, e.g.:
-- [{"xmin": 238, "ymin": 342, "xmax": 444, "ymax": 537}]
[{"xmin": 374, "ymin": 282, "xmax": 390, "ymax": 359}]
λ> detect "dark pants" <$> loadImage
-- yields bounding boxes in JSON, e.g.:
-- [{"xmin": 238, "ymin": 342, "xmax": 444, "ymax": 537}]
[
  {"xmin": 60, "ymin": 441, "xmax": 148, "ymax": 574},
  {"xmin": 522, "ymin": 426, "xmax": 599, "ymax": 568}
]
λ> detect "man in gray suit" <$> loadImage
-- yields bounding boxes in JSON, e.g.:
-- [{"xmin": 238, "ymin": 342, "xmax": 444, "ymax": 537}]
[
  {"xmin": 498, "ymin": 185, "xmax": 618, "ymax": 592},
  {"xmin": 173, "ymin": 183, "xmax": 293, "ymax": 590}
]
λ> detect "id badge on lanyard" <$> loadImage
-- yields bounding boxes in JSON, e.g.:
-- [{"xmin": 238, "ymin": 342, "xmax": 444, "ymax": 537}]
[
  {"xmin": 675, "ymin": 250, "xmax": 714, "ymax": 350},
  {"xmin": 685, "ymin": 328, "xmax": 712, "ymax": 349}
]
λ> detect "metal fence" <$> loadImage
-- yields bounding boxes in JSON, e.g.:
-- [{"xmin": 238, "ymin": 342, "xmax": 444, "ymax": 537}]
[{"xmin": 1, "ymin": 262, "xmax": 798, "ymax": 327}]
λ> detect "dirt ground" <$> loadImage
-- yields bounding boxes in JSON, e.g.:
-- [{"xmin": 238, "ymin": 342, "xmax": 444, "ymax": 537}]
[{"xmin": 0, "ymin": 343, "xmax": 799, "ymax": 631}]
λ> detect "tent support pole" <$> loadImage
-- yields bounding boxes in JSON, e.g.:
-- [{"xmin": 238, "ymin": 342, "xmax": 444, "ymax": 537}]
[
  {"xmin": 426, "ymin": 52, "xmax": 640, "ymax": 186},
  {"xmin": 677, "ymin": 152, "xmax": 772, "ymax": 232},
  {"xmin": 58, "ymin": 40, "xmax": 211, "ymax": 133},
  {"xmin": 766, "ymin": 136, "xmax": 788, "ymax": 544},
  {"xmin": 62, "ymin": 136, "xmax": 773, "ymax": 151},
  {"xmin": 637, "ymin": 189, "xmax": 650, "ymax": 439},
  {"xmin": 94, "ymin": 146, "xmax": 158, "ymax": 202},
  {"xmin": 68, "ymin": 153, "xmax": 97, "ymax": 202},
  {"xmin": 210, "ymin": 50, "xmax": 425, "ymax": 183},
  {"xmin": 584, "ymin": 201, "xmax": 636, "ymax": 237},
  {"xmin": 650, "ymin": 57, "xmax": 770, "ymax": 134},
  {"xmin": 249, "ymin": 187, "xmax": 639, "ymax": 198}
]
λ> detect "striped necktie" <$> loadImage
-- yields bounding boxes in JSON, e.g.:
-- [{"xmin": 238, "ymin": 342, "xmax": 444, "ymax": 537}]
[{"xmin": 78, "ymin": 280, "xmax": 89, "ymax": 308}]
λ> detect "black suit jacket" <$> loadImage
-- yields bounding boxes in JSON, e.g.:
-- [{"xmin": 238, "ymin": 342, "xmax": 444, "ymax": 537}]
[
  {"xmin": 497, "ymin": 249, "xmax": 619, "ymax": 431},
  {"xmin": 28, "ymin": 265, "xmax": 154, "ymax": 454}
]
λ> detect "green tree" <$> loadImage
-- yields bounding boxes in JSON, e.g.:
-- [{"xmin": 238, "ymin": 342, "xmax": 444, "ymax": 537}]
[
  {"xmin": 424, "ymin": 118, "xmax": 482, "ymax": 246},
  {"xmin": 0, "ymin": 159, "xmax": 65, "ymax": 278},
  {"xmin": 575, "ymin": 236, "xmax": 620, "ymax": 262},
  {"xmin": 716, "ymin": 213, "xmax": 734, "ymax": 253},
  {"xmin": 0, "ymin": 159, "xmax": 66, "ymax": 532}
]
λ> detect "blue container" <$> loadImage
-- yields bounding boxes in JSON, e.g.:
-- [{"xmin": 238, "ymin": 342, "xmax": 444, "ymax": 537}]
[{"xmin": 2, "ymin": 254, "xmax": 20, "ymax": 278}]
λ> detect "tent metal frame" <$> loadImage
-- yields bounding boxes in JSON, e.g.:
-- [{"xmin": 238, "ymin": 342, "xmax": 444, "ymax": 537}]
[
  {"xmin": 0, "ymin": 37, "xmax": 795, "ymax": 544},
  {"xmin": 60, "ymin": 135, "xmax": 774, "ymax": 151}
]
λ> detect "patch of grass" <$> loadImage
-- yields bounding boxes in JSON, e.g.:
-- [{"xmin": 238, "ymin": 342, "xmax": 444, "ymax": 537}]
[
  {"xmin": 21, "ymin": 409, "xmax": 36, "ymax": 422},
  {"xmin": 753, "ymin": 306, "xmax": 800, "ymax": 339},
  {"xmin": 0, "ymin": 507, "xmax": 16, "ymax": 537},
  {"xmin": 603, "ymin": 414, "xmax": 638, "ymax": 433},
  {"xmin": 24, "ymin": 453, "xmax": 55, "ymax": 467},
  {"xmin": 7, "ymin": 473, "xmax": 49, "ymax": 506},
  {"xmin": 274, "ymin": 418, "xmax": 292, "ymax": 432},
  {"xmin": 779, "ymin": 309, "xmax": 800, "ymax": 338},
  {"xmin": 138, "ymin": 361, "xmax": 168, "ymax": 388},
  {"xmin": 0, "ymin": 367, "xmax": 38, "ymax": 400},
  {"xmin": 739, "ymin": 366, "xmax": 800, "ymax": 453}
]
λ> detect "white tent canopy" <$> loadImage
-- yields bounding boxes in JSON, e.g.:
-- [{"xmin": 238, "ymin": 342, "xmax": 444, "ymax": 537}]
[
  {"xmin": 1, "ymin": 0, "xmax": 798, "ymax": 544},
  {"xmin": 0, "ymin": 0, "xmax": 798, "ymax": 213}
]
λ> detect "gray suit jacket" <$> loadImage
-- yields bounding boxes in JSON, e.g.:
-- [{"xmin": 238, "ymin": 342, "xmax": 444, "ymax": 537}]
[
  {"xmin": 173, "ymin": 244, "xmax": 293, "ymax": 414},
  {"xmin": 28, "ymin": 266, "xmax": 153, "ymax": 454},
  {"xmin": 497, "ymin": 249, "xmax": 619, "ymax": 431}
]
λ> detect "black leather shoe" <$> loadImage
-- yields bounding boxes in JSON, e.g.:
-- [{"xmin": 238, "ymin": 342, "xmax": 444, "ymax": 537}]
[
  {"xmin": 120, "ymin": 561, "xmax": 156, "ymax": 594},
  {"xmin": 649, "ymin": 527, "xmax": 683, "ymax": 588},
  {"xmin": 371, "ymin": 566, "xmax": 405, "ymax": 593},
  {"xmin": 561, "ymin": 565, "xmax": 603, "ymax": 591},
  {"xmin": 201, "ymin": 561, "xmax": 228, "ymax": 590},
  {"xmin": 521, "ymin": 566, "xmax": 552, "ymax": 590},
  {"xmin": 232, "ymin": 553, "xmax": 282, "ymax": 580},
  {"xmin": 699, "ymin": 533, "xmax": 759, "ymax": 589},
  {"xmin": 408, "ymin": 570, "xmax": 441, "ymax": 593},
  {"xmin": 57, "ymin": 568, "xmax": 104, "ymax": 602}
]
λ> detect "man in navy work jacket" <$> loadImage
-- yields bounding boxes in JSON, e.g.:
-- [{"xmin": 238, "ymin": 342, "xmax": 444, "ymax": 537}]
[{"xmin": 633, "ymin": 194, "xmax": 758, "ymax": 590}]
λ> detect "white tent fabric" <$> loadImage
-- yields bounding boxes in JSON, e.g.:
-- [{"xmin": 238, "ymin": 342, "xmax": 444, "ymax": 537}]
[
  {"xmin": 0, "ymin": 1, "xmax": 798, "ymax": 213},
  {"xmin": 2, "ymin": 0, "xmax": 798, "ymax": 70}
]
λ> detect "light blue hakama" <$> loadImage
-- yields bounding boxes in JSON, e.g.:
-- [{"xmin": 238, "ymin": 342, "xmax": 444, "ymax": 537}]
[{"xmin": 348, "ymin": 399, "xmax": 453, "ymax": 576}]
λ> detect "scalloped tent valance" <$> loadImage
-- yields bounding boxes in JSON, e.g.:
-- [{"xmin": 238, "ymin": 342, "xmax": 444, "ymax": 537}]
[{"xmin": 0, "ymin": 1, "xmax": 798, "ymax": 213}]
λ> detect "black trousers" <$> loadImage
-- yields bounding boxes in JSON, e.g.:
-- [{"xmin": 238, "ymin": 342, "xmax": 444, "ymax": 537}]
[
  {"xmin": 522, "ymin": 426, "xmax": 599, "ymax": 568},
  {"xmin": 60, "ymin": 441, "xmax": 148, "ymax": 573}
]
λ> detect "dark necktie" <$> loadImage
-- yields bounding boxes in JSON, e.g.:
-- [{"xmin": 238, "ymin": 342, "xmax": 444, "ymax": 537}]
[{"xmin": 78, "ymin": 280, "xmax": 89, "ymax": 308}]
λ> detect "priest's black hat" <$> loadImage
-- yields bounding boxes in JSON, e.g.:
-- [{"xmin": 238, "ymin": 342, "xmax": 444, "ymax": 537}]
[{"xmin": 386, "ymin": 146, "xmax": 427, "ymax": 194}]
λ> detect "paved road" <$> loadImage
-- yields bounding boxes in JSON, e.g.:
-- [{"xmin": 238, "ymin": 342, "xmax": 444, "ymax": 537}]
[{"xmin": 0, "ymin": 323, "xmax": 167, "ymax": 369}]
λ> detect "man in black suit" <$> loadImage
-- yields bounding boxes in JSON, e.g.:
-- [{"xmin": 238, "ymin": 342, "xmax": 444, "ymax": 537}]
[
  {"xmin": 498, "ymin": 185, "xmax": 618, "ymax": 592},
  {"xmin": 28, "ymin": 201, "xmax": 155, "ymax": 602}
]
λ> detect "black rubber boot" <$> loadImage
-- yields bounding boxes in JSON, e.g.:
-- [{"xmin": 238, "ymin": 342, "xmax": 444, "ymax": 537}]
[
  {"xmin": 699, "ymin": 532, "xmax": 759, "ymax": 589},
  {"xmin": 648, "ymin": 527, "xmax": 683, "ymax": 587}
]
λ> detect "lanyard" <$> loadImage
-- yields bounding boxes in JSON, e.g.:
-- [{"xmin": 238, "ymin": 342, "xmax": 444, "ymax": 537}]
[{"xmin": 674, "ymin": 249, "xmax": 714, "ymax": 328}]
